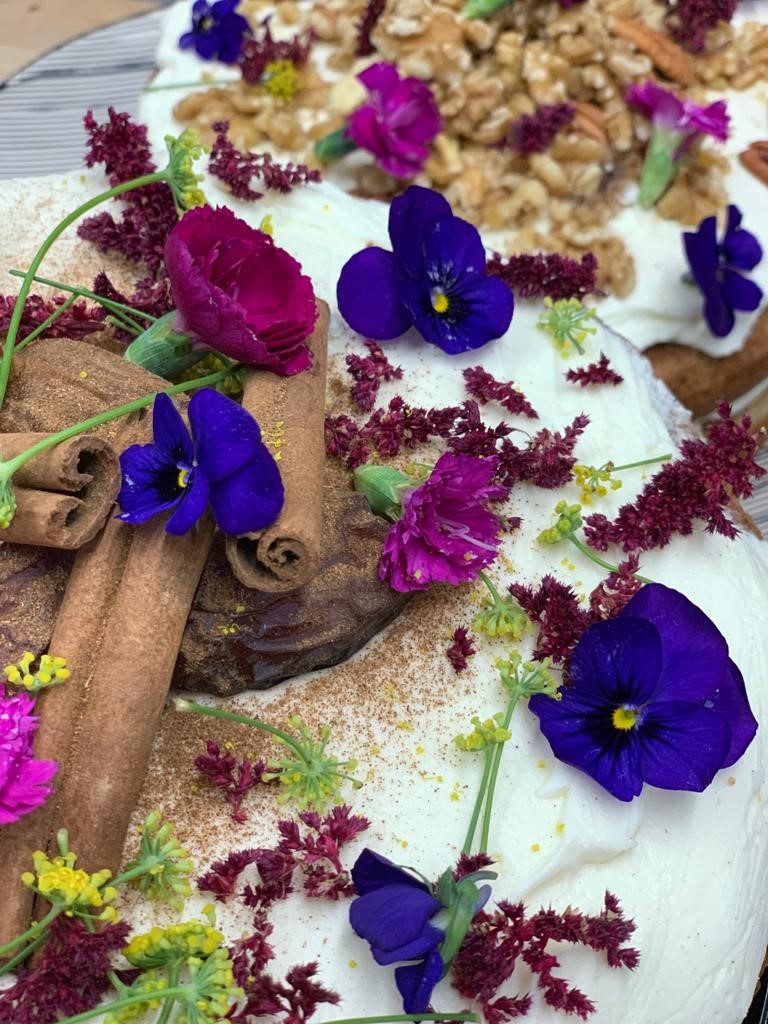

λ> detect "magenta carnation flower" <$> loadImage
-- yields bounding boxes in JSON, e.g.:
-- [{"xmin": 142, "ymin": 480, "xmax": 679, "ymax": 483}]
[
  {"xmin": 0, "ymin": 688, "xmax": 57, "ymax": 825},
  {"xmin": 378, "ymin": 452, "xmax": 506, "ymax": 592},
  {"xmin": 164, "ymin": 205, "xmax": 318, "ymax": 376},
  {"xmin": 347, "ymin": 63, "xmax": 442, "ymax": 179}
]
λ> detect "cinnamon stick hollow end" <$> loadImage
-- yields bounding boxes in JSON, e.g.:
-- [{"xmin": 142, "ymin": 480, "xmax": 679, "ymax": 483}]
[{"xmin": 226, "ymin": 301, "xmax": 330, "ymax": 593}]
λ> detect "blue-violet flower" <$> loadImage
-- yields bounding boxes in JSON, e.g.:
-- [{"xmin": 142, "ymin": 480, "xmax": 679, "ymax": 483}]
[
  {"xmin": 337, "ymin": 186, "xmax": 514, "ymax": 354},
  {"xmin": 683, "ymin": 204, "xmax": 763, "ymax": 337},
  {"xmin": 529, "ymin": 583, "xmax": 757, "ymax": 801},
  {"xmin": 117, "ymin": 389, "xmax": 283, "ymax": 536},
  {"xmin": 179, "ymin": 0, "xmax": 250, "ymax": 64}
]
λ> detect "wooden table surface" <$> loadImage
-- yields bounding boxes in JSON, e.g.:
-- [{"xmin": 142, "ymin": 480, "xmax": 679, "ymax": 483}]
[{"xmin": 0, "ymin": 0, "xmax": 164, "ymax": 81}]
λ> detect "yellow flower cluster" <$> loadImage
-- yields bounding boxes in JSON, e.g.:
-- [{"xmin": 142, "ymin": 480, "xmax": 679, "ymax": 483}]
[
  {"xmin": 4, "ymin": 652, "xmax": 70, "ymax": 692},
  {"xmin": 455, "ymin": 714, "xmax": 512, "ymax": 752},
  {"xmin": 537, "ymin": 297, "xmax": 597, "ymax": 357},
  {"xmin": 262, "ymin": 59, "xmax": 301, "ymax": 100},
  {"xmin": 123, "ymin": 917, "xmax": 225, "ymax": 969},
  {"xmin": 538, "ymin": 500, "xmax": 583, "ymax": 545},
  {"xmin": 22, "ymin": 850, "xmax": 116, "ymax": 915},
  {"xmin": 573, "ymin": 463, "xmax": 622, "ymax": 505}
]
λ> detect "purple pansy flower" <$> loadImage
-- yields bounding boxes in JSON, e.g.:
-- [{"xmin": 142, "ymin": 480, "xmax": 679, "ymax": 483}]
[
  {"xmin": 337, "ymin": 186, "xmax": 514, "ymax": 354},
  {"xmin": 626, "ymin": 81, "xmax": 729, "ymax": 207},
  {"xmin": 179, "ymin": 0, "xmax": 250, "ymax": 64},
  {"xmin": 117, "ymin": 389, "xmax": 284, "ymax": 536},
  {"xmin": 529, "ymin": 583, "xmax": 757, "ymax": 801},
  {"xmin": 684, "ymin": 204, "xmax": 763, "ymax": 337},
  {"xmin": 0, "ymin": 688, "xmax": 57, "ymax": 826},
  {"xmin": 347, "ymin": 63, "xmax": 442, "ymax": 179},
  {"xmin": 378, "ymin": 451, "xmax": 506, "ymax": 592},
  {"xmin": 350, "ymin": 849, "xmax": 445, "ymax": 1013}
]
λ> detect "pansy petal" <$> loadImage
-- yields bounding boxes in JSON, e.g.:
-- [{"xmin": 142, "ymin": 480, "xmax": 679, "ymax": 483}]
[
  {"xmin": 704, "ymin": 285, "xmax": 735, "ymax": 337},
  {"xmin": 683, "ymin": 215, "xmax": 719, "ymax": 278},
  {"xmin": 337, "ymin": 247, "xmax": 412, "ymax": 340},
  {"xmin": 371, "ymin": 923, "xmax": 444, "ymax": 966},
  {"xmin": 117, "ymin": 443, "xmax": 183, "ymax": 524},
  {"xmin": 189, "ymin": 388, "xmax": 267, "ymax": 481},
  {"xmin": 152, "ymin": 392, "xmax": 194, "ymax": 464},
  {"xmin": 349, "ymin": 884, "xmax": 443, "ymax": 952},
  {"xmin": 395, "ymin": 951, "xmax": 444, "ymax": 1015},
  {"xmin": 621, "ymin": 584, "xmax": 728, "ymax": 702},
  {"xmin": 569, "ymin": 616, "xmax": 662, "ymax": 705},
  {"xmin": 207, "ymin": 457, "xmax": 284, "ymax": 535},
  {"xmin": 388, "ymin": 186, "xmax": 452, "ymax": 275},
  {"xmin": 164, "ymin": 470, "xmax": 210, "ymax": 535},
  {"xmin": 422, "ymin": 215, "xmax": 486, "ymax": 282},
  {"xmin": 404, "ymin": 274, "xmax": 514, "ymax": 355},
  {"xmin": 352, "ymin": 849, "xmax": 429, "ymax": 896},
  {"xmin": 722, "ymin": 270, "xmax": 763, "ymax": 313},
  {"xmin": 638, "ymin": 700, "xmax": 731, "ymax": 792},
  {"xmin": 722, "ymin": 228, "xmax": 763, "ymax": 272},
  {"xmin": 711, "ymin": 660, "xmax": 758, "ymax": 767}
]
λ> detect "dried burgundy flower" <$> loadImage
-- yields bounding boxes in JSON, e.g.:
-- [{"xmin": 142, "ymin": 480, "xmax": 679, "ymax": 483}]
[
  {"xmin": 209, "ymin": 121, "xmax": 321, "ymax": 201},
  {"xmin": 463, "ymin": 365, "xmax": 538, "ymax": 419},
  {"xmin": 346, "ymin": 340, "xmax": 404, "ymax": 412},
  {"xmin": 230, "ymin": 910, "xmax": 276, "ymax": 980},
  {"xmin": 588, "ymin": 553, "xmax": 643, "ymax": 621},
  {"xmin": 446, "ymin": 400, "xmax": 513, "ymax": 459},
  {"xmin": 565, "ymin": 353, "xmax": 623, "ymax": 387},
  {"xmin": 278, "ymin": 806, "xmax": 371, "ymax": 900},
  {"xmin": 238, "ymin": 17, "xmax": 313, "ymax": 84},
  {"xmin": 486, "ymin": 252, "xmax": 598, "ymax": 301},
  {"xmin": 584, "ymin": 402, "xmax": 765, "ymax": 553},
  {"xmin": 230, "ymin": 960, "xmax": 340, "ymax": 1024},
  {"xmin": 0, "ymin": 917, "xmax": 131, "ymax": 1024},
  {"xmin": 667, "ymin": 0, "xmax": 737, "ymax": 53},
  {"xmin": 356, "ymin": 0, "xmax": 387, "ymax": 56},
  {"xmin": 194, "ymin": 739, "xmax": 269, "ymax": 823},
  {"xmin": 509, "ymin": 575, "xmax": 591, "ymax": 666},
  {"xmin": 454, "ymin": 852, "xmax": 496, "ymax": 880},
  {"xmin": 447, "ymin": 626, "xmax": 477, "ymax": 673},
  {"xmin": 197, "ymin": 847, "xmax": 263, "ymax": 902},
  {"xmin": 502, "ymin": 103, "xmax": 575, "ymax": 155},
  {"xmin": 451, "ymin": 893, "xmax": 638, "ymax": 1021},
  {"xmin": 79, "ymin": 108, "xmax": 178, "ymax": 277},
  {"xmin": 325, "ymin": 413, "xmax": 371, "ymax": 469},
  {"xmin": 0, "ymin": 293, "xmax": 103, "ymax": 341},
  {"xmin": 497, "ymin": 414, "xmax": 590, "ymax": 490}
]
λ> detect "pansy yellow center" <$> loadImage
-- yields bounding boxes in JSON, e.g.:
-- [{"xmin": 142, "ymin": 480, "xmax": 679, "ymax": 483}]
[
  {"xmin": 612, "ymin": 706, "xmax": 639, "ymax": 731},
  {"xmin": 199, "ymin": 15, "xmax": 213, "ymax": 30},
  {"xmin": 431, "ymin": 290, "xmax": 450, "ymax": 315},
  {"xmin": 177, "ymin": 467, "xmax": 191, "ymax": 489}
]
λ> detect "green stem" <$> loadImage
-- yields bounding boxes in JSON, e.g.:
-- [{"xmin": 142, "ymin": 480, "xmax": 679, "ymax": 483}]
[
  {"xmin": 567, "ymin": 533, "xmax": 652, "ymax": 585},
  {"xmin": 461, "ymin": 746, "xmax": 494, "ymax": 855},
  {"xmin": 174, "ymin": 699, "xmax": 311, "ymax": 763},
  {"xmin": 155, "ymin": 964, "xmax": 180, "ymax": 1024},
  {"xmin": 0, "ymin": 931, "xmax": 48, "ymax": 976},
  {"xmin": 610, "ymin": 454, "xmax": 672, "ymax": 473},
  {"xmin": 0, "ymin": 170, "xmax": 167, "ymax": 411},
  {"xmin": 314, "ymin": 127, "xmax": 358, "ymax": 162},
  {"xmin": 105, "ymin": 311, "xmax": 145, "ymax": 337},
  {"xmin": 0, "ymin": 903, "xmax": 62, "ymax": 960},
  {"xmin": 477, "ymin": 569, "xmax": 503, "ymax": 607},
  {"xmin": 144, "ymin": 78, "xmax": 233, "ymax": 92},
  {"xmin": 0, "ymin": 365, "xmax": 238, "ymax": 483},
  {"xmin": 478, "ymin": 692, "xmax": 520, "ymax": 853},
  {"xmin": 46, "ymin": 986, "xmax": 189, "ymax": 1024},
  {"xmin": 9, "ymin": 269, "xmax": 160, "ymax": 323},
  {"xmin": 14, "ymin": 295, "xmax": 77, "ymax": 353}
]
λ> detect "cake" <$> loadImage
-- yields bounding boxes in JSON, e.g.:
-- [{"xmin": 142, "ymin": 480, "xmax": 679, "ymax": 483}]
[{"xmin": 0, "ymin": 4, "xmax": 767, "ymax": 1024}]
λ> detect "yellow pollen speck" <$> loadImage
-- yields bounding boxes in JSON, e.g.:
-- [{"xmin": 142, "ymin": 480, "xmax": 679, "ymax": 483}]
[
  {"xmin": 555, "ymin": 822, "xmax": 565, "ymax": 834},
  {"xmin": 612, "ymin": 706, "xmax": 638, "ymax": 731},
  {"xmin": 450, "ymin": 782, "xmax": 462, "ymax": 802},
  {"xmin": 431, "ymin": 290, "xmax": 450, "ymax": 314},
  {"xmin": 560, "ymin": 557, "xmax": 576, "ymax": 571},
  {"xmin": 369, "ymin": 744, "xmax": 381, "ymax": 756},
  {"xmin": 727, "ymin": 776, "xmax": 736, "ymax": 786},
  {"xmin": 223, "ymin": 741, "xmax": 235, "ymax": 752},
  {"xmin": 383, "ymin": 682, "xmax": 397, "ymax": 698},
  {"xmin": 413, "ymin": 570, "xmax": 423, "ymax": 581},
  {"xmin": 234, "ymin": 604, "xmax": 247, "ymax": 614},
  {"xmin": 190, "ymin": 784, "xmax": 200, "ymax": 794},
  {"xmin": 537, "ymin": 759, "xmax": 547, "ymax": 769},
  {"xmin": 78, "ymin": 370, "xmax": 89, "ymax": 379},
  {"xmin": 396, "ymin": 720, "xmax": 413, "ymax": 731},
  {"xmin": 531, "ymin": 843, "xmax": 541, "ymax": 853},
  {"xmin": 415, "ymin": 745, "xmax": 425, "ymax": 755},
  {"xmin": 463, "ymin": 551, "xmax": 475, "ymax": 561},
  {"xmin": 348, "ymin": 960, "xmax": 358, "ymax": 969}
]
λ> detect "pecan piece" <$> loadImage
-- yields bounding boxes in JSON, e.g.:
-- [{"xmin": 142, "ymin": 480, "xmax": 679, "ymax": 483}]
[
  {"xmin": 609, "ymin": 16, "xmax": 694, "ymax": 85},
  {"xmin": 739, "ymin": 141, "xmax": 768, "ymax": 186}
]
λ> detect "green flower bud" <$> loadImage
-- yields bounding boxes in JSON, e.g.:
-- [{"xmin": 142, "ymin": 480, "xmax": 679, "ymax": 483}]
[
  {"xmin": 124, "ymin": 312, "xmax": 205, "ymax": 380},
  {"xmin": 353, "ymin": 464, "xmax": 413, "ymax": 521}
]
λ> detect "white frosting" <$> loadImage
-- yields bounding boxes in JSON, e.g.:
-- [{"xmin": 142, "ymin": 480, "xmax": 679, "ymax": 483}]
[
  {"xmin": 142, "ymin": 0, "xmax": 768, "ymax": 357},
  {"xmin": 3, "ymin": 156, "xmax": 767, "ymax": 1022}
]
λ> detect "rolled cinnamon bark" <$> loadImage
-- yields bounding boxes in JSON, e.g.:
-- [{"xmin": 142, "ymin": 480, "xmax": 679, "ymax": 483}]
[
  {"xmin": 226, "ymin": 301, "xmax": 329, "ymax": 592},
  {"xmin": 0, "ymin": 433, "xmax": 120, "ymax": 548}
]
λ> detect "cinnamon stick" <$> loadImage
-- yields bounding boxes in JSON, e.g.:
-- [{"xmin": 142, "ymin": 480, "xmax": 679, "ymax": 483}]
[
  {"xmin": 0, "ymin": 432, "xmax": 120, "ymax": 548},
  {"xmin": 226, "ymin": 301, "xmax": 329, "ymax": 592}
]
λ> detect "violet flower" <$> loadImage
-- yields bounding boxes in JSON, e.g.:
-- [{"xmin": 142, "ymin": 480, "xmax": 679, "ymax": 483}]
[
  {"xmin": 165, "ymin": 205, "xmax": 317, "ymax": 376},
  {"xmin": 529, "ymin": 583, "xmax": 757, "ymax": 801},
  {"xmin": 684, "ymin": 204, "xmax": 764, "ymax": 337},
  {"xmin": 337, "ymin": 186, "xmax": 514, "ymax": 354},
  {"xmin": 0, "ymin": 687, "xmax": 57, "ymax": 825},
  {"xmin": 626, "ymin": 81, "xmax": 729, "ymax": 208},
  {"xmin": 315, "ymin": 63, "xmax": 441, "ymax": 179},
  {"xmin": 117, "ymin": 389, "xmax": 284, "ymax": 536},
  {"xmin": 378, "ymin": 451, "xmax": 506, "ymax": 593},
  {"xmin": 179, "ymin": 0, "xmax": 250, "ymax": 64}
]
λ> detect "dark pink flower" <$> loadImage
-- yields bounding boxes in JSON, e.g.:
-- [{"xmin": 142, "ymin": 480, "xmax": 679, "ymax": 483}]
[
  {"xmin": 164, "ymin": 205, "xmax": 317, "ymax": 375},
  {"xmin": 379, "ymin": 452, "xmax": 506, "ymax": 593},
  {"xmin": 0, "ymin": 688, "xmax": 57, "ymax": 826},
  {"xmin": 626, "ymin": 81, "xmax": 729, "ymax": 155},
  {"xmin": 347, "ymin": 63, "xmax": 441, "ymax": 179}
]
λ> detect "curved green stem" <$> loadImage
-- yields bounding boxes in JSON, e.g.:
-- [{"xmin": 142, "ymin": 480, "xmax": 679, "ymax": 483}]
[
  {"xmin": 610, "ymin": 454, "xmax": 671, "ymax": 473},
  {"xmin": 47, "ymin": 986, "xmax": 189, "ymax": 1024},
  {"xmin": 567, "ymin": 533, "xmax": 652, "ymax": 585},
  {"xmin": 14, "ymin": 295, "xmax": 77, "ymax": 353},
  {"xmin": 479, "ymin": 693, "xmax": 520, "ymax": 853},
  {"xmin": 144, "ymin": 78, "xmax": 233, "ymax": 93},
  {"xmin": 0, "ymin": 170, "xmax": 167, "ymax": 411},
  {"xmin": 0, "ymin": 931, "xmax": 48, "ymax": 976},
  {"xmin": 155, "ymin": 964, "xmax": 181, "ymax": 1024},
  {"xmin": 8, "ymin": 269, "xmax": 160, "ymax": 324},
  {"xmin": 461, "ymin": 746, "xmax": 494, "ymax": 856},
  {"xmin": 477, "ymin": 569, "xmax": 503, "ymax": 606},
  {"xmin": 174, "ymin": 699, "xmax": 311, "ymax": 763},
  {"xmin": 0, "ymin": 903, "xmax": 62, "ymax": 961}
]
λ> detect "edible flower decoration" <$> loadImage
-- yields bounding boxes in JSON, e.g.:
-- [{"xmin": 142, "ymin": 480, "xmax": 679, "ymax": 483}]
[
  {"xmin": 337, "ymin": 186, "xmax": 514, "ymax": 354},
  {"xmin": 529, "ymin": 583, "xmax": 757, "ymax": 801},
  {"xmin": 0, "ymin": 686, "xmax": 58, "ymax": 826},
  {"xmin": 683, "ymin": 204, "xmax": 764, "ymax": 337},
  {"xmin": 117, "ymin": 388, "xmax": 284, "ymax": 536},
  {"xmin": 349, "ymin": 849, "xmax": 493, "ymax": 1013},
  {"xmin": 179, "ymin": 0, "xmax": 250, "ymax": 64},
  {"xmin": 355, "ymin": 451, "xmax": 506, "ymax": 592},
  {"xmin": 315, "ymin": 63, "xmax": 441, "ymax": 179},
  {"xmin": 626, "ymin": 81, "xmax": 729, "ymax": 208}
]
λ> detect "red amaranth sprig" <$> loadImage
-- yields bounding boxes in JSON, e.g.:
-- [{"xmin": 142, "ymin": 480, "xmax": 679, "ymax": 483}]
[
  {"xmin": 486, "ymin": 252, "xmax": 598, "ymax": 301},
  {"xmin": 565, "ymin": 353, "xmax": 623, "ymax": 388},
  {"xmin": 209, "ymin": 121, "xmax": 321, "ymax": 201},
  {"xmin": 463, "ymin": 366, "xmax": 538, "ymax": 419},
  {"xmin": 238, "ymin": 18, "xmax": 314, "ymax": 84},
  {"xmin": 583, "ymin": 402, "xmax": 765, "ymax": 553},
  {"xmin": 497, "ymin": 414, "xmax": 590, "ymax": 490},
  {"xmin": 502, "ymin": 103, "xmax": 575, "ymax": 155},
  {"xmin": 0, "ymin": 293, "xmax": 104, "ymax": 341},
  {"xmin": 588, "ymin": 554, "xmax": 643, "ymax": 621},
  {"xmin": 447, "ymin": 626, "xmax": 477, "ymax": 673},
  {"xmin": 509, "ymin": 575, "xmax": 591, "ymax": 665},
  {"xmin": 78, "ymin": 108, "xmax": 178, "ymax": 277},
  {"xmin": 231, "ymin": 958, "xmax": 340, "ymax": 1024},
  {"xmin": 451, "ymin": 893, "xmax": 639, "ymax": 1022},
  {"xmin": 356, "ymin": 0, "xmax": 388, "ymax": 56},
  {"xmin": 194, "ymin": 740, "xmax": 270, "ymax": 824},
  {"xmin": 666, "ymin": 0, "xmax": 737, "ymax": 53},
  {"xmin": 346, "ymin": 340, "xmax": 403, "ymax": 411}
]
